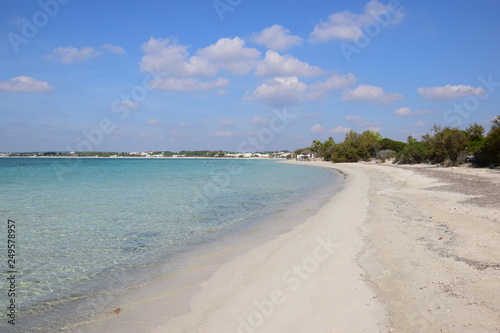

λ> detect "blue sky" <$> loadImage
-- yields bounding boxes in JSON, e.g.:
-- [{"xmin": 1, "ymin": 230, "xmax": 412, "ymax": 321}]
[{"xmin": 1, "ymin": 0, "xmax": 499, "ymax": 152}]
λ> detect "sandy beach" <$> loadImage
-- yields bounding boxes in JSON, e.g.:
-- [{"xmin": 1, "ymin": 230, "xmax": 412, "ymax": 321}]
[{"xmin": 82, "ymin": 161, "xmax": 500, "ymax": 333}]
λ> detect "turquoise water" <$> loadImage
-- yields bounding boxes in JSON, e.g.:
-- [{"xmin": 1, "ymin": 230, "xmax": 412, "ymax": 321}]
[{"xmin": 0, "ymin": 158, "xmax": 339, "ymax": 331}]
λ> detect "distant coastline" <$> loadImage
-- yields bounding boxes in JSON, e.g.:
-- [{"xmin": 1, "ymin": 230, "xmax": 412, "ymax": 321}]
[
  {"xmin": 0, "ymin": 155, "xmax": 287, "ymax": 159},
  {"xmin": 0, "ymin": 150, "xmax": 294, "ymax": 159}
]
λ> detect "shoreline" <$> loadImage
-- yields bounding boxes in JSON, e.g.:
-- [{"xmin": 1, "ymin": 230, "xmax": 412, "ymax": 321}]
[
  {"xmin": 63, "ymin": 161, "xmax": 343, "ymax": 333},
  {"xmin": 77, "ymin": 161, "xmax": 388, "ymax": 332},
  {"xmin": 67, "ymin": 161, "xmax": 499, "ymax": 332},
  {"xmin": 0, "ymin": 159, "xmax": 339, "ymax": 333}
]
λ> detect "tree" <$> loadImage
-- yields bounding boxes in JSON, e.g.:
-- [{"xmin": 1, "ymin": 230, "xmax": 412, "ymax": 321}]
[
  {"xmin": 311, "ymin": 138, "xmax": 335, "ymax": 160},
  {"xmin": 311, "ymin": 140, "xmax": 323, "ymax": 156},
  {"xmin": 475, "ymin": 116, "xmax": 500, "ymax": 166},
  {"xmin": 379, "ymin": 138, "xmax": 406, "ymax": 152},
  {"xmin": 465, "ymin": 123, "xmax": 485, "ymax": 153},
  {"xmin": 394, "ymin": 138, "xmax": 432, "ymax": 165},
  {"xmin": 320, "ymin": 137, "xmax": 335, "ymax": 161},
  {"xmin": 357, "ymin": 130, "xmax": 382, "ymax": 160},
  {"xmin": 492, "ymin": 116, "xmax": 500, "ymax": 129},
  {"xmin": 429, "ymin": 126, "xmax": 468, "ymax": 166},
  {"xmin": 466, "ymin": 123, "xmax": 485, "ymax": 142},
  {"xmin": 309, "ymin": 118, "xmax": 498, "ymax": 167}
]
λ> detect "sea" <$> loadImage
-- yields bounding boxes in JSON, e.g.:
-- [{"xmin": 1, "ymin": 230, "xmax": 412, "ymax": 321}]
[{"xmin": 0, "ymin": 157, "xmax": 341, "ymax": 332}]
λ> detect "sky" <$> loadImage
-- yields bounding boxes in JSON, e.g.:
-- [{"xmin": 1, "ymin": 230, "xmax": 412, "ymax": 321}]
[{"xmin": 1, "ymin": 0, "xmax": 499, "ymax": 152}]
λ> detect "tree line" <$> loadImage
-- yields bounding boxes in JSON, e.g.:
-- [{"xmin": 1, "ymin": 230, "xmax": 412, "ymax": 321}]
[{"xmin": 299, "ymin": 116, "xmax": 500, "ymax": 167}]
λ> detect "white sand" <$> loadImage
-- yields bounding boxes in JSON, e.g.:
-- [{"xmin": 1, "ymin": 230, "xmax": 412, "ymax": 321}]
[{"xmin": 81, "ymin": 161, "xmax": 500, "ymax": 333}]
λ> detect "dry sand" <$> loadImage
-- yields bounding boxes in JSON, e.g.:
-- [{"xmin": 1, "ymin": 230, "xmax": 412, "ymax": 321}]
[{"xmin": 82, "ymin": 161, "xmax": 499, "ymax": 333}]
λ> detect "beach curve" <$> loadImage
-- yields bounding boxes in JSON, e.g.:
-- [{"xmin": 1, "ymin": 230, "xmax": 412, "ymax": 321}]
[{"xmin": 79, "ymin": 161, "xmax": 500, "ymax": 333}]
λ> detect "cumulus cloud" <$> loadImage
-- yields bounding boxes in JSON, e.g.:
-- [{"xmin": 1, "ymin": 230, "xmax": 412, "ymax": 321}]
[
  {"xmin": 246, "ymin": 76, "xmax": 307, "ymax": 108},
  {"xmin": 198, "ymin": 37, "xmax": 261, "ymax": 75},
  {"xmin": 150, "ymin": 77, "xmax": 229, "ymax": 92},
  {"xmin": 417, "ymin": 84, "xmax": 487, "ymax": 100},
  {"xmin": 311, "ymin": 124, "xmax": 326, "ymax": 134},
  {"xmin": 141, "ymin": 37, "xmax": 217, "ymax": 77},
  {"xmin": 341, "ymin": 84, "xmax": 404, "ymax": 104},
  {"xmin": 307, "ymin": 73, "xmax": 358, "ymax": 100},
  {"xmin": 112, "ymin": 100, "xmax": 139, "ymax": 109},
  {"xmin": 329, "ymin": 125, "xmax": 351, "ymax": 134},
  {"xmin": 251, "ymin": 25, "xmax": 303, "ymax": 51},
  {"xmin": 310, "ymin": 0, "xmax": 404, "ymax": 42},
  {"xmin": 413, "ymin": 121, "xmax": 426, "ymax": 127},
  {"xmin": 393, "ymin": 106, "xmax": 411, "ymax": 116},
  {"xmin": 394, "ymin": 107, "xmax": 433, "ymax": 116},
  {"xmin": 0, "ymin": 76, "xmax": 54, "ymax": 92},
  {"xmin": 255, "ymin": 50, "xmax": 324, "ymax": 77},
  {"xmin": 140, "ymin": 37, "xmax": 261, "ymax": 91},
  {"xmin": 47, "ymin": 44, "xmax": 124, "ymax": 63}
]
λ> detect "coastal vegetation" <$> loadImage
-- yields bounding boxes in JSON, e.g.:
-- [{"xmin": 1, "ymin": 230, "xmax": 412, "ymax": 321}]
[{"xmin": 303, "ymin": 116, "xmax": 500, "ymax": 167}]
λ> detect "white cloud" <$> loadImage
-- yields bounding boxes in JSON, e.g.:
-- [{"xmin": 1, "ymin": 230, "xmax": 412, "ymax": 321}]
[
  {"xmin": 255, "ymin": 50, "xmax": 324, "ymax": 77},
  {"xmin": 246, "ymin": 76, "xmax": 307, "ymax": 108},
  {"xmin": 140, "ymin": 37, "xmax": 217, "ymax": 77},
  {"xmin": 251, "ymin": 25, "xmax": 303, "ymax": 51},
  {"xmin": 47, "ymin": 44, "xmax": 124, "ymax": 63},
  {"xmin": 113, "ymin": 100, "xmax": 139, "ymax": 109},
  {"xmin": 101, "ymin": 44, "xmax": 125, "ymax": 55},
  {"xmin": 329, "ymin": 125, "xmax": 351, "ymax": 134},
  {"xmin": 307, "ymin": 73, "xmax": 358, "ymax": 100},
  {"xmin": 394, "ymin": 107, "xmax": 433, "ymax": 116},
  {"xmin": 215, "ymin": 131, "xmax": 234, "ymax": 137},
  {"xmin": 394, "ymin": 106, "xmax": 411, "ymax": 116},
  {"xmin": 341, "ymin": 84, "xmax": 404, "ymax": 104},
  {"xmin": 311, "ymin": 124, "xmax": 325, "ymax": 134},
  {"xmin": 310, "ymin": 0, "xmax": 404, "ymax": 42},
  {"xmin": 150, "ymin": 77, "xmax": 228, "ymax": 92},
  {"xmin": 140, "ymin": 37, "xmax": 260, "ymax": 92},
  {"xmin": 198, "ymin": 37, "xmax": 261, "ymax": 75},
  {"xmin": 417, "ymin": 84, "xmax": 487, "ymax": 100},
  {"xmin": 0, "ymin": 76, "xmax": 54, "ymax": 92},
  {"xmin": 48, "ymin": 46, "xmax": 102, "ymax": 63},
  {"xmin": 252, "ymin": 116, "xmax": 270, "ymax": 125}
]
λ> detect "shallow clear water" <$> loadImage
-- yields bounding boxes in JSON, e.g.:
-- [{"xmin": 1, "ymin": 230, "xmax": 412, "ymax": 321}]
[{"xmin": 0, "ymin": 158, "xmax": 339, "ymax": 331}]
